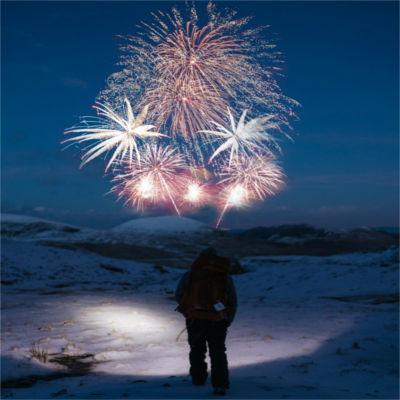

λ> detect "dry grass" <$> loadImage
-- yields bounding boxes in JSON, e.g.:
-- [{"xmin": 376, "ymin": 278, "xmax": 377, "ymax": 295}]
[{"xmin": 29, "ymin": 343, "xmax": 48, "ymax": 363}]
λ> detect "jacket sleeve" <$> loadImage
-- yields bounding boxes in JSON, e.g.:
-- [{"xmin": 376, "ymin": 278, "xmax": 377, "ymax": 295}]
[
  {"xmin": 226, "ymin": 276, "xmax": 237, "ymax": 325},
  {"xmin": 175, "ymin": 272, "xmax": 190, "ymax": 304}
]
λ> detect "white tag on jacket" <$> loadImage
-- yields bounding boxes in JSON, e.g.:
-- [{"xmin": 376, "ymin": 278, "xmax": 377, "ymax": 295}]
[{"xmin": 214, "ymin": 302, "xmax": 226, "ymax": 311}]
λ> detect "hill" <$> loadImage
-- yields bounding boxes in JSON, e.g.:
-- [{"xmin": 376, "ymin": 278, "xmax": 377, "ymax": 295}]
[{"xmin": 112, "ymin": 215, "xmax": 210, "ymax": 235}]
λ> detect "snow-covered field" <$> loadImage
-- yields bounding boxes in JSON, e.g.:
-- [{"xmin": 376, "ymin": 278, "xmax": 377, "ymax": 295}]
[{"xmin": 1, "ymin": 236, "xmax": 399, "ymax": 399}]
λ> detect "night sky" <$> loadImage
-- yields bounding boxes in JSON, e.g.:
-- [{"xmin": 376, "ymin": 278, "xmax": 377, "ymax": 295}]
[{"xmin": 2, "ymin": 1, "xmax": 398, "ymax": 229}]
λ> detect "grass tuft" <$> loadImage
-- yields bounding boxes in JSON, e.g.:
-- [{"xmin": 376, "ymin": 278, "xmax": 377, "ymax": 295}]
[{"xmin": 29, "ymin": 343, "xmax": 48, "ymax": 363}]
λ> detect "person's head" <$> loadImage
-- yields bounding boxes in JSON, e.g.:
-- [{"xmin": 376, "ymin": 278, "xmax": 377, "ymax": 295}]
[{"xmin": 200, "ymin": 247, "xmax": 217, "ymax": 257}]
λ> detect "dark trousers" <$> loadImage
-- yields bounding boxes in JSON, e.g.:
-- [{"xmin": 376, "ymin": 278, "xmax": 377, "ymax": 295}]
[{"xmin": 186, "ymin": 319, "xmax": 229, "ymax": 389}]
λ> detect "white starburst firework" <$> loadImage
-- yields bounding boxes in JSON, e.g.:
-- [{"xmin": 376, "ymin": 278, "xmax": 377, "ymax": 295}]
[
  {"xmin": 200, "ymin": 108, "xmax": 283, "ymax": 166},
  {"xmin": 63, "ymin": 98, "xmax": 167, "ymax": 171}
]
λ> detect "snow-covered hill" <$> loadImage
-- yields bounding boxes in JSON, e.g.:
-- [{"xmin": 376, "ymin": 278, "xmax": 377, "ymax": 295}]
[
  {"xmin": 1, "ymin": 213, "xmax": 107, "ymax": 244},
  {"xmin": 1, "ymin": 214, "xmax": 212, "ymax": 249},
  {"xmin": 1, "ymin": 237, "xmax": 398, "ymax": 399},
  {"xmin": 112, "ymin": 215, "xmax": 210, "ymax": 235}
]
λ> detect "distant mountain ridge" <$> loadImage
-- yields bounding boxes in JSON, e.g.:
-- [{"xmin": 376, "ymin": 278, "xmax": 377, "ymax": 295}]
[
  {"xmin": 233, "ymin": 223, "xmax": 399, "ymax": 243},
  {"xmin": 1, "ymin": 214, "xmax": 398, "ymax": 262},
  {"xmin": 236, "ymin": 224, "xmax": 326, "ymax": 240},
  {"xmin": 375, "ymin": 227, "xmax": 400, "ymax": 236},
  {"xmin": 1, "ymin": 213, "xmax": 103, "ymax": 243}
]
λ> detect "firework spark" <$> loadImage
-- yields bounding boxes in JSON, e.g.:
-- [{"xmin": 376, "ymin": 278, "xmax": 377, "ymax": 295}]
[
  {"xmin": 112, "ymin": 144, "xmax": 186, "ymax": 215},
  {"xmin": 63, "ymin": 98, "xmax": 166, "ymax": 171},
  {"xmin": 200, "ymin": 108, "xmax": 282, "ymax": 165},
  {"xmin": 216, "ymin": 155, "xmax": 285, "ymax": 227}
]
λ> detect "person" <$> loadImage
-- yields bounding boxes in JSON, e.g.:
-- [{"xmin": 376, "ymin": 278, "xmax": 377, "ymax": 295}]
[{"xmin": 175, "ymin": 247, "xmax": 237, "ymax": 396}]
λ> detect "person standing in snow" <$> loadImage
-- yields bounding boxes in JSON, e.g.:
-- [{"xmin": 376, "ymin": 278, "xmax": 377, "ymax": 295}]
[{"xmin": 175, "ymin": 247, "xmax": 237, "ymax": 396}]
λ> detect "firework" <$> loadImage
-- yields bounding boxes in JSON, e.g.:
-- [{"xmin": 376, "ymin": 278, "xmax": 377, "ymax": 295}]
[
  {"xmin": 100, "ymin": 2, "xmax": 298, "ymax": 160},
  {"xmin": 200, "ymin": 108, "xmax": 282, "ymax": 166},
  {"xmin": 112, "ymin": 144, "xmax": 186, "ymax": 215},
  {"xmin": 184, "ymin": 182, "xmax": 202, "ymax": 203},
  {"xmin": 182, "ymin": 178, "xmax": 211, "ymax": 208},
  {"xmin": 63, "ymin": 98, "xmax": 166, "ymax": 171},
  {"xmin": 65, "ymin": 1, "xmax": 297, "ymax": 227},
  {"xmin": 216, "ymin": 155, "xmax": 285, "ymax": 227},
  {"xmin": 142, "ymin": 22, "xmax": 248, "ymax": 138}
]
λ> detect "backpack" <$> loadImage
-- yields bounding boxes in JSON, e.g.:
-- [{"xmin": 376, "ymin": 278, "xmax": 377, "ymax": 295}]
[{"xmin": 177, "ymin": 255, "xmax": 231, "ymax": 321}]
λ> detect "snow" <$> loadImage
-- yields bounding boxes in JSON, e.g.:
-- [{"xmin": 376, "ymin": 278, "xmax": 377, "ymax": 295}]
[
  {"xmin": 267, "ymin": 234, "xmax": 312, "ymax": 244},
  {"xmin": 2, "ymin": 214, "xmax": 58, "ymax": 224},
  {"xmin": 112, "ymin": 216, "xmax": 210, "ymax": 235},
  {"xmin": 1, "ymin": 213, "xmax": 106, "ymax": 244},
  {"xmin": 1, "ymin": 237, "xmax": 398, "ymax": 399}
]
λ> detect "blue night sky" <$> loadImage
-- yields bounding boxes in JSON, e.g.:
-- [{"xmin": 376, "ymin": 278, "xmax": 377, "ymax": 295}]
[{"xmin": 2, "ymin": 1, "xmax": 399, "ymax": 229}]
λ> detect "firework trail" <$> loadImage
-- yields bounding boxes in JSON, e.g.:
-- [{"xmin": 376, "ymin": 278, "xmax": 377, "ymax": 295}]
[
  {"xmin": 216, "ymin": 155, "xmax": 285, "ymax": 228},
  {"xmin": 63, "ymin": 98, "xmax": 167, "ymax": 171},
  {"xmin": 112, "ymin": 144, "xmax": 186, "ymax": 215}
]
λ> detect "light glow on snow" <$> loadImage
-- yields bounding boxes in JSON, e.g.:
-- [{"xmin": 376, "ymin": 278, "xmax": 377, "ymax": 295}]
[
  {"xmin": 3, "ymin": 297, "xmax": 357, "ymax": 378},
  {"xmin": 72, "ymin": 303, "xmax": 357, "ymax": 376},
  {"xmin": 80, "ymin": 305, "xmax": 171, "ymax": 337}
]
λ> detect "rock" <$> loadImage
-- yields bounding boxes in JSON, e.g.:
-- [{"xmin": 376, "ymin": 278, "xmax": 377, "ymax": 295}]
[{"xmin": 230, "ymin": 257, "xmax": 247, "ymax": 274}]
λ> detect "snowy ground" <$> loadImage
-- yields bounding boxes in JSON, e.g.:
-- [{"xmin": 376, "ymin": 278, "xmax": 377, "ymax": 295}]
[{"xmin": 1, "ymin": 238, "xmax": 399, "ymax": 399}]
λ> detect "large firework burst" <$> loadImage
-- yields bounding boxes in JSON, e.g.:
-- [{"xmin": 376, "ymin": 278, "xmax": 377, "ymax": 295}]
[
  {"xmin": 112, "ymin": 144, "xmax": 186, "ymax": 215},
  {"xmin": 143, "ymin": 21, "xmax": 248, "ymax": 138},
  {"xmin": 100, "ymin": 1, "xmax": 298, "ymax": 163}
]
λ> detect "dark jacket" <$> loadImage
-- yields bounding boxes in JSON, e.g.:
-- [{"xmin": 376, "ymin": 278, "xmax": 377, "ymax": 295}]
[{"xmin": 175, "ymin": 271, "xmax": 237, "ymax": 325}]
